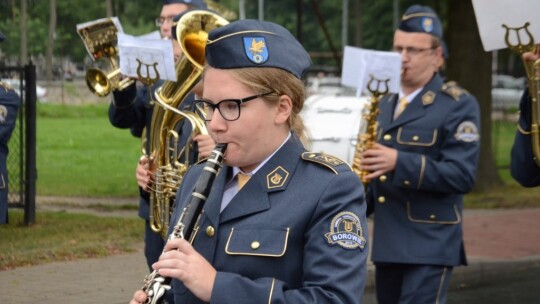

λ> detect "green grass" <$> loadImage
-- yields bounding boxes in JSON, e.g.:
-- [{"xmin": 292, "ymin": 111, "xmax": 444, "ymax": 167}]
[
  {"xmin": 36, "ymin": 103, "xmax": 142, "ymax": 197},
  {"xmin": 0, "ymin": 209, "xmax": 144, "ymax": 270}
]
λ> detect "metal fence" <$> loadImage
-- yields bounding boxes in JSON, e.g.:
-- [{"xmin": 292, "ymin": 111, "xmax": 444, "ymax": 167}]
[{"xmin": 2, "ymin": 64, "xmax": 37, "ymax": 225}]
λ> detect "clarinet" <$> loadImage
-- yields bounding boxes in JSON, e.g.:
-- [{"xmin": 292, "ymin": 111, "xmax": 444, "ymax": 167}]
[{"xmin": 141, "ymin": 143, "xmax": 228, "ymax": 304}]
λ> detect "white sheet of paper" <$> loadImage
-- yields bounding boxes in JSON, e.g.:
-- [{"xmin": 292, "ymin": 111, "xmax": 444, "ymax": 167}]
[
  {"xmin": 138, "ymin": 30, "xmax": 161, "ymax": 40},
  {"xmin": 341, "ymin": 46, "xmax": 401, "ymax": 95},
  {"xmin": 117, "ymin": 33, "xmax": 177, "ymax": 82},
  {"xmin": 472, "ymin": 0, "xmax": 540, "ymax": 51},
  {"xmin": 76, "ymin": 17, "xmax": 124, "ymax": 60}
]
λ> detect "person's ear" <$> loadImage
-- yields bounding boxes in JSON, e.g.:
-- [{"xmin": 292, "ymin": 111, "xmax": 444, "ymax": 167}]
[{"xmin": 275, "ymin": 95, "xmax": 292, "ymax": 124}]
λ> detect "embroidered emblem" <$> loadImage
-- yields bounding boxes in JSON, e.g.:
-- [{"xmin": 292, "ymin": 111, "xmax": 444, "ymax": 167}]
[
  {"xmin": 422, "ymin": 17, "xmax": 434, "ymax": 33},
  {"xmin": 0, "ymin": 105, "xmax": 7, "ymax": 123},
  {"xmin": 455, "ymin": 121, "xmax": 480, "ymax": 142},
  {"xmin": 266, "ymin": 166, "xmax": 289, "ymax": 189},
  {"xmin": 243, "ymin": 37, "xmax": 268, "ymax": 64},
  {"xmin": 325, "ymin": 211, "xmax": 366, "ymax": 251},
  {"xmin": 422, "ymin": 91, "xmax": 435, "ymax": 105}
]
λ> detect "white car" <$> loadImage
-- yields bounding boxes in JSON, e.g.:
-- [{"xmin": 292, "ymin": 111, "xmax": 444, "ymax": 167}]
[{"xmin": 1, "ymin": 78, "xmax": 48, "ymax": 101}]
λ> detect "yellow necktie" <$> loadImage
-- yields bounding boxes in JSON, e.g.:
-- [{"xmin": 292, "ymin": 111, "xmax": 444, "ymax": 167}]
[
  {"xmin": 237, "ymin": 173, "xmax": 251, "ymax": 191},
  {"xmin": 395, "ymin": 97, "xmax": 408, "ymax": 119}
]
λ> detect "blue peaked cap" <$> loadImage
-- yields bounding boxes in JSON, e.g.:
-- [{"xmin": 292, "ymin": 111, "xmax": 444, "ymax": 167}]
[
  {"xmin": 205, "ymin": 19, "xmax": 312, "ymax": 79},
  {"xmin": 398, "ymin": 5, "xmax": 442, "ymax": 38},
  {"xmin": 162, "ymin": 0, "xmax": 207, "ymax": 9},
  {"xmin": 398, "ymin": 5, "xmax": 448, "ymax": 59}
]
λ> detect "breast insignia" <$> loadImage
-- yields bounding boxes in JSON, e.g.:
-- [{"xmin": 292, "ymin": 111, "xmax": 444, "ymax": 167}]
[{"xmin": 301, "ymin": 152, "xmax": 350, "ymax": 174}]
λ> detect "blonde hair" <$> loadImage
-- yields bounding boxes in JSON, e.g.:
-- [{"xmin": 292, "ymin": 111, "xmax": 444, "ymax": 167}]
[{"xmin": 226, "ymin": 67, "xmax": 309, "ymax": 145}]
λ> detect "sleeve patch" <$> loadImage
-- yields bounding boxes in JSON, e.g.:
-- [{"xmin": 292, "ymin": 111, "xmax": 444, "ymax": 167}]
[
  {"xmin": 455, "ymin": 121, "xmax": 480, "ymax": 142},
  {"xmin": 324, "ymin": 211, "xmax": 366, "ymax": 251}
]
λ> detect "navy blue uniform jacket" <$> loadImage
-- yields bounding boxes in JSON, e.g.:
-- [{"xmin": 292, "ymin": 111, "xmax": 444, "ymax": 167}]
[
  {"xmin": 169, "ymin": 135, "xmax": 369, "ymax": 303},
  {"xmin": 510, "ymin": 89, "xmax": 540, "ymax": 187},
  {"xmin": 0, "ymin": 82, "xmax": 20, "ymax": 223},
  {"xmin": 368, "ymin": 73, "xmax": 480, "ymax": 267}
]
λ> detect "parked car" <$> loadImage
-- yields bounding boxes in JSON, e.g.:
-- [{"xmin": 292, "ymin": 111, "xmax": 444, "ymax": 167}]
[
  {"xmin": 492, "ymin": 74, "xmax": 526, "ymax": 111},
  {"xmin": 1, "ymin": 78, "xmax": 48, "ymax": 102}
]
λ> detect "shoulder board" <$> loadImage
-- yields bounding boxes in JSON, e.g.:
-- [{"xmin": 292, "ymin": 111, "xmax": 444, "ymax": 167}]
[
  {"xmin": 0, "ymin": 80, "xmax": 14, "ymax": 92},
  {"xmin": 441, "ymin": 81, "xmax": 470, "ymax": 101},
  {"xmin": 301, "ymin": 152, "xmax": 352, "ymax": 174}
]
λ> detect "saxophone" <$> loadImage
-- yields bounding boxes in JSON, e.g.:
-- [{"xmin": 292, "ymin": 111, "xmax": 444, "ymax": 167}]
[
  {"xmin": 141, "ymin": 143, "xmax": 227, "ymax": 304},
  {"xmin": 147, "ymin": 10, "xmax": 229, "ymax": 239},
  {"xmin": 351, "ymin": 76, "xmax": 389, "ymax": 185}
]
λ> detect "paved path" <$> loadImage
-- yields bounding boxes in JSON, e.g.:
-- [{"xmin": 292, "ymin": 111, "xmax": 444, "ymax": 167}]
[{"xmin": 1, "ymin": 204, "xmax": 540, "ymax": 303}]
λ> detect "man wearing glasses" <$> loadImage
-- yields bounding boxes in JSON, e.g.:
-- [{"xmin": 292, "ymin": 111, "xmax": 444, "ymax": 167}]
[
  {"xmin": 360, "ymin": 5, "xmax": 481, "ymax": 304},
  {"xmin": 108, "ymin": 0, "xmax": 210, "ymax": 276}
]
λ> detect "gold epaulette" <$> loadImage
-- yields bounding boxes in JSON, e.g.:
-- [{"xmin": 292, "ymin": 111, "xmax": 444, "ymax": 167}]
[
  {"xmin": 301, "ymin": 152, "xmax": 351, "ymax": 174},
  {"xmin": 441, "ymin": 81, "xmax": 470, "ymax": 101}
]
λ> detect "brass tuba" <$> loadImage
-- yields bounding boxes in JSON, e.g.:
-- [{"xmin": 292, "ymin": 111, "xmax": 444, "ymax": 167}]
[
  {"xmin": 503, "ymin": 22, "xmax": 540, "ymax": 166},
  {"xmin": 148, "ymin": 10, "xmax": 229, "ymax": 239}
]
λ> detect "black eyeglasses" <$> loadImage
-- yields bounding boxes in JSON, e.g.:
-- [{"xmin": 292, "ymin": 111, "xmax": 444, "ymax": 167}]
[
  {"xmin": 155, "ymin": 15, "xmax": 176, "ymax": 27},
  {"xmin": 393, "ymin": 46, "xmax": 436, "ymax": 56},
  {"xmin": 195, "ymin": 92, "xmax": 273, "ymax": 121}
]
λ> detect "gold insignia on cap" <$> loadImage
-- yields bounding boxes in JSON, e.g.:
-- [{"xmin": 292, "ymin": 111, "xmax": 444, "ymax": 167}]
[
  {"xmin": 266, "ymin": 166, "xmax": 289, "ymax": 189},
  {"xmin": 422, "ymin": 91, "xmax": 435, "ymax": 105}
]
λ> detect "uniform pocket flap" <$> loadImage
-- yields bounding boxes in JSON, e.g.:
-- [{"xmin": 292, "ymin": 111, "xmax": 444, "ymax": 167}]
[
  {"xmin": 407, "ymin": 202, "xmax": 461, "ymax": 224},
  {"xmin": 397, "ymin": 128, "xmax": 438, "ymax": 146},
  {"xmin": 225, "ymin": 226, "xmax": 290, "ymax": 257}
]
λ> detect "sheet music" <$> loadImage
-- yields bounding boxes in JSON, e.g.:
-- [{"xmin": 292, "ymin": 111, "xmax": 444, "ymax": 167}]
[
  {"xmin": 472, "ymin": 0, "xmax": 540, "ymax": 51},
  {"xmin": 117, "ymin": 33, "xmax": 177, "ymax": 82},
  {"xmin": 341, "ymin": 46, "xmax": 401, "ymax": 95}
]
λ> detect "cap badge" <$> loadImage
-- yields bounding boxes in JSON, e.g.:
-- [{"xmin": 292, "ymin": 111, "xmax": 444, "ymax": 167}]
[
  {"xmin": 243, "ymin": 37, "xmax": 268, "ymax": 64},
  {"xmin": 422, "ymin": 17, "xmax": 434, "ymax": 33}
]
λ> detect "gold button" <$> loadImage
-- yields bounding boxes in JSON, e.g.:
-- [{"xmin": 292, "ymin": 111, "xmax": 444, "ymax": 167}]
[
  {"xmin": 379, "ymin": 175, "xmax": 387, "ymax": 182},
  {"xmin": 205, "ymin": 226, "xmax": 215, "ymax": 237},
  {"xmin": 403, "ymin": 180, "xmax": 410, "ymax": 186},
  {"xmin": 429, "ymin": 214, "xmax": 436, "ymax": 220},
  {"xmin": 383, "ymin": 134, "xmax": 392, "ymax": 141},
  {"xmin": 251, "ymin": 241, "xmax": 260, "ymax": 250},
  {"xmin": 412, "ymin": 135, "xmax": 419, "ymax": 141},
  {"xmin": 378, "ymin": 196, "xmax": 386, "ymax": 203}
]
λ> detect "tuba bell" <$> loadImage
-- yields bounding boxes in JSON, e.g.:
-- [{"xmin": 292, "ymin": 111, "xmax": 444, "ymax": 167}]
[
  {"xmin": 147, "ymin": 10, "xmax": 229, "ymax": 239},
  {"xmin": 77, "ymin": 17, "xmax": 134, "ymax": 97}
]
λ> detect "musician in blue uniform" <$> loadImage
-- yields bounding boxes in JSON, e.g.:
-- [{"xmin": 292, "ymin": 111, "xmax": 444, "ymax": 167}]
[
  {"xmin": 0, "ymin": 31, "xmax": 21, "ymax": 224},
  {"xmin": 360, "ymin": 5, "xmax": 480, "ymax": 304},
  {"xmin": 130, "ymin": 19, "xmax": 368, "ymax": 304},
  {"xmin": 108, "ymin": 0, "xmax": 212, "ymax": 273},
  {"xmin": 510, "ymin": 47, "xmax": 540, "ymax": 187}
]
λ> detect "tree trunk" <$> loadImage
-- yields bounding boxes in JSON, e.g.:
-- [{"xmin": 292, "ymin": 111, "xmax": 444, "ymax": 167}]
[
  {"xmin": 445, "ymin": 0, "xmax": 503, "ymax": 191},
  {"xmin": 20, "ymin": 0, "xmax": 28, "ymax": 64},
  {"xmin": 46, "ymin": 0, "xmax": 57, "ymax": 84}
]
